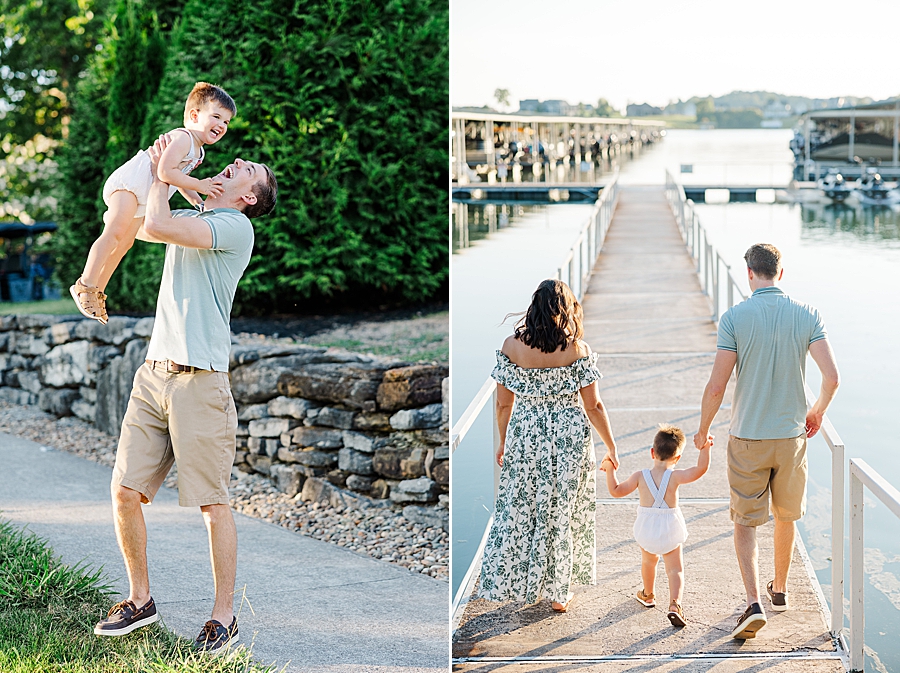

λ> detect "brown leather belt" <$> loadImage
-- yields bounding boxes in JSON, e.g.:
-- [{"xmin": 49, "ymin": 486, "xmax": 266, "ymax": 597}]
[{"xmin": 145, "ymin": 359, "xmax": 207, "ymax": 373}]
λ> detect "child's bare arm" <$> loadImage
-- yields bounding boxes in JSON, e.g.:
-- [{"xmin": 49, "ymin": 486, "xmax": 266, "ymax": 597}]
[
  {"xmin": 177, "ymin": 187, "xmax": 203, "ymax": 208},
  {"xmin": 601, "ymin": 457, "xmax": 639, "ymax": 498},
  {"xmin": 673, "ymin": 446, "xmax": 711, "ymax": 485},
  {"xmin": 156, "ymin": 132, "xmax": 223, "ymax": 197}
]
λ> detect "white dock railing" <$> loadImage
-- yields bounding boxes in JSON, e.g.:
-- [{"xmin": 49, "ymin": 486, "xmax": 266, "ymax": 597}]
[
  {"xmin": 556, "ymin": 170, "xmax": 620, "ymax": 300},
  {"xmin": 666, "ymin": 170, "xmax": 900, "ymax": 672},
  {"xmin": 451, "ymin": 172, "xmax": 620, "ymax": 621},
  {"xmin": 849, "ymin": 460, "xmax": 900, "ymax": 672}
]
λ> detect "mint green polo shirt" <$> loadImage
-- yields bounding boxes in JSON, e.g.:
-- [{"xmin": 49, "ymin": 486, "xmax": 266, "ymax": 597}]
[
  {"xmin": 717, "ymin": 286, "xmax": 827, "ymax": 440},
  {"xmin": 145, "ymin": 208, "xmax": 254, "ymax": 371}
]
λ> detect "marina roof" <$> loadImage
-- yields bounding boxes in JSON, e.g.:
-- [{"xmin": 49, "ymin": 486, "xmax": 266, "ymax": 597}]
[
  {"xmin": 451, "ymin": 109, "xmax": 666, "ymax": 127},
  {"xmin": 801, "ymin": 98, "xmax": 900, "ymax": 120}
]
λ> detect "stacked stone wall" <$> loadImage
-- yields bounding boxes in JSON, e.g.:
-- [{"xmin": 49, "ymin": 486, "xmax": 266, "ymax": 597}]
[{"xmin": 0, "ymin": 315, "xmax": 449, "ymax": 528}]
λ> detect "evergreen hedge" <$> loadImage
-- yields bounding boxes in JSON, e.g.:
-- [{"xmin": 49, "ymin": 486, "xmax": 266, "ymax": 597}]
[{"xmin": 52, "ymin": 0, "xmax": 449, "ymax": 314}]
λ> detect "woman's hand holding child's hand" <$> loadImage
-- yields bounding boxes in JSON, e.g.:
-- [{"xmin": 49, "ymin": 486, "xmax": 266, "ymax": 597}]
[{"xmin": 600, "ymin": 455, "xmax": 615, "ymax": 472}]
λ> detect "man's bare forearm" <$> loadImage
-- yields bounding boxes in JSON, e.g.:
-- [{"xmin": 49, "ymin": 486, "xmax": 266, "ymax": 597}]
[
  {"xmin": 698, "ymin": 385, "xmax": 724, "ymax": 436},
  {"xmin": 145, "ymin": 176, "xmax": 172, "ymax": 227}
]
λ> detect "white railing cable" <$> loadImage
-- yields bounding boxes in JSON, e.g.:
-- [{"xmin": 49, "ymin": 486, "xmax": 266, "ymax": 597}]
[{"xmin": 849, "ymin": 459, "xmax": 900, "ymax": 672}]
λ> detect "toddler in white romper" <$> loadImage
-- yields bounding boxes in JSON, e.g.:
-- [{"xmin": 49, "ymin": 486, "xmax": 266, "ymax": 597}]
[
  {"xmin": 602, "ymin": 424, "xmax": 710, "ymax": 628},
  {"xmin": 70, "ymin": 82, "xmax": 236, "ymax": 324}
]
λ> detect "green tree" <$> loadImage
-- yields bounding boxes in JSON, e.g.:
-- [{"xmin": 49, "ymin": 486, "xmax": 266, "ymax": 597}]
[
  {"xmin": 51, "ymin": 0, "xmax": 174, "ymax": 303},
  {"xmin": 595, "ymin": 98, "xmax": 619, "ymax": 117},
  {"xmin": 0, "ymin": 0, "xmax": 110, "ymax": 151},
  {"xmin": 695, "ymin": 96, "xmax": 715, "ymax": 120},
  {"xmin": 0, "ymin": 0, "xmax": 111, "ymax": 223},
  {"xmin": 105, "ymin": 3, "xmax": 167, "ymax": 175},
  {"xmin": 494, "ymin": 88, "xmax": 510, "ymax": 108},
  {"xmin": 51, "ymin": 31, "xmax": 115, "ymax": 287},
  {"xmin": 137, "ymin": 0, "xmax": 448, "ymax": 313}
]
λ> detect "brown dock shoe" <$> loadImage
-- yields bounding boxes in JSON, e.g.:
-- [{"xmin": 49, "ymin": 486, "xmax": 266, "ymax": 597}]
[
  {"xmin": 766, "ymin": 580, "xmax": 788, "ymax": 611},
  {"xmin": 731, "ymin": 602, "xmax": 767, "ymax": 639}
]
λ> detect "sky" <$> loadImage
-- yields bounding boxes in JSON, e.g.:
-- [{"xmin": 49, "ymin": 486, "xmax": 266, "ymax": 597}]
[{"xmin": 451, "ymin": 0, "xmax": 900, "ymax": 112}]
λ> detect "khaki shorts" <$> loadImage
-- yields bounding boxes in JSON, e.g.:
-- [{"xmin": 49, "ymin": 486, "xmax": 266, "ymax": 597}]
[
  {"xmin": 112, "ymin": 363, "xmax": 237, "ymax": 507},
  {"xmin": 727, "ymin": 434, "xmax": 808, "ymax": 527}
]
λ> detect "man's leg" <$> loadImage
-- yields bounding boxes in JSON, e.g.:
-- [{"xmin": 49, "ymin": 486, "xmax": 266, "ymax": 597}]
[
  {"xmin": 112, "ymin": 484, "xmax": 152, "ymax": 607},
  {"xmin": 734, "ymin": 522, "xmax": 760, "ymax": 606},
  {"xmin": 773, "ymin": 519, "xmax": 795, "ymax": 594},
  {"xmin": 201, "ymin": 503, "xmax": 237, "ymax": 625}
]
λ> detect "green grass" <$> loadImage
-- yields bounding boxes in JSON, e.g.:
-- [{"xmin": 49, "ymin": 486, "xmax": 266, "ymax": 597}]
[
  {"xmin": 0, "ymin": 299, "xmax": 79, "ymax": 316},
  {"xmin": 312, "ymin": 335, "xmax": 448, "ymax": 363},
  {"xmin": 0, "ymin": 519, "xmax": 275, "ymax": 672}
]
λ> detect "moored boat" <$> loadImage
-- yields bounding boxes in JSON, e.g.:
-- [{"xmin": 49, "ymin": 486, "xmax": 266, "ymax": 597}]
[
  {"xmin": 854, "ymin": 168, "xmax": 900, "ymax": 205},
  {"xmin": 817, "ymin": 169, "xmax": 853, "ymax": 204}
]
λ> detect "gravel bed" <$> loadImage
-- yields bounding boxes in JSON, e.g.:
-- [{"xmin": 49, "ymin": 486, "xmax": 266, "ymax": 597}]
[{"xmin": 0, "ymin": 401, "xmax": 448, "ymax": 581}]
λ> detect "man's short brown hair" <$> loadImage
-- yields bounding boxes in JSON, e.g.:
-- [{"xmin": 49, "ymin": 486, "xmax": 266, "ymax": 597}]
[
  {"xmin": 184, "ymin": 82, "xmax": 237, "ymax": 121},
  {"xmin": 744, "ymin": 243, "xmax": 782, "ymax": 280},
  {"xmin": 653, "ymin": 424, "xmax": 686, "ymax": 461},
  {"xmin": 243, "ymin": 164, "xmax": 277, "ymax": 219}
]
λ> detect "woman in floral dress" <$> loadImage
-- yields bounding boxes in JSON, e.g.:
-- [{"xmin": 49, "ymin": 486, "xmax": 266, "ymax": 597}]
[{"xmin": 478, "ymin": 279, "xmax": 618, "ymax": 611}]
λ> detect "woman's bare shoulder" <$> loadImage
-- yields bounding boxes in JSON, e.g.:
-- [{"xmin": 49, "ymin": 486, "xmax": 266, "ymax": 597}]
[
  {"xmin": 500, "ymin": 335, "xmax": 520, "ymax": 356},
  {"xmin": 574, "ymin": 340, "xmax": 593, "ymax": 358}
]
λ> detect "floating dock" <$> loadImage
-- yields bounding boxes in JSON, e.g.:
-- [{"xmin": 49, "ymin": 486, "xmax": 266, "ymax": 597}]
[{"xmin": 452, "ymin": 186, "xmax": 845, "ymax": 671}]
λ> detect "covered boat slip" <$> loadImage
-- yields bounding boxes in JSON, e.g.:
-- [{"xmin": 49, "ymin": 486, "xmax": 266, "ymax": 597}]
[
  {"xmin": 452, "ymin": 188, "xmax": 845, "ymax": 671},
  {"xmin": 798, "ymin": 99, "xmax": 900, "ymax": 180},
  {"xmin": 452, "ymin": 111, "xmax": 665, "ymax": 180}
]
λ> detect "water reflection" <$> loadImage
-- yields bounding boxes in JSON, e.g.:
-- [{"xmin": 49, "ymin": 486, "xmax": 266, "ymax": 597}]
[
  {"xmin": 800, "ymin": 202, "xmax": 900, "ymax": 245},
  {"xmin": 452, "ymin": 202, "xmax": 532, "ymax": 252}
]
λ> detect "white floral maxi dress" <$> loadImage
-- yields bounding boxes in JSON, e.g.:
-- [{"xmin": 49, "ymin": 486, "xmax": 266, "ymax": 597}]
[{"xmin": 478, "ymin": 350, "xmax": 601, "ymax": 605}]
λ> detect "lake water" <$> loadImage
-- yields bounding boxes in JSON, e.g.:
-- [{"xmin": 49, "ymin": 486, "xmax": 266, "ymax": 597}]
[{"xmin": 451, "ymin": 129, "xmax": 899, "ymax": 669}]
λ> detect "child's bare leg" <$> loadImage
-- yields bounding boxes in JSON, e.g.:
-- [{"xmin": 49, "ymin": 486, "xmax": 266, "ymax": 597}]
[
  {"xmin": 81, "ymin": 190, "xmax": 140, "ymax": 290},
  {"xmin": 662, "ymin": 545, "xmax": 684, "ymax": 606},
  {"xmin": 95, "ymin": 215, "xmax": 143, "ymax": 291},
  {"xmin": 641, "ymin": 548, "xmax": 659, "ymax": 597}
]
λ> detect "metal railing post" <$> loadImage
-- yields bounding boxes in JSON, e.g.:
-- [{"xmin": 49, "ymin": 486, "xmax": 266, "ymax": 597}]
[
  {"xmin": 832, "ymin": 441, "xmax": 845, "ymax": 639},
  {"xmin": 703, "ymin": 236, "xmax": 709, "ymax": 296},
  {"xmin": 697, "ymin": 221, "xmax": 703, "ymax": 274},
  {"xmin": 713, "ymin": 253, "xmax": 721, "ymax": 321},
  {"xmin": 849, "ymin": 468, "xmax": 864, "ymax": 672}
]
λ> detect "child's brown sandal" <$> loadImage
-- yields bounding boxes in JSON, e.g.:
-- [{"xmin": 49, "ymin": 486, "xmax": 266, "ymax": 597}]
[
  {"xmin": 69, "ymin": 278, "xmax": 108, "ymax": 325},
  {"xmin": 667, "ymin": 600, "xmax": 686, "ymax": 627},
  {"xmin": 636, "ymin": 590, "xmax": 655, "ymax": 607}
]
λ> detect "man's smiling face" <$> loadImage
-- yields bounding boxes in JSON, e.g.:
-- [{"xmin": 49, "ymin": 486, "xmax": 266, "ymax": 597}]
[{"xmin": 214, "ymin": 158, "xmax": 265, "ymax": 203}]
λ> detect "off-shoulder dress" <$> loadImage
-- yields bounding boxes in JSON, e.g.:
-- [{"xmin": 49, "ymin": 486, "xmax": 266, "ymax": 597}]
[{"xmin": 477, "ymin": 349, "xmax": 602, "ymax": 605}]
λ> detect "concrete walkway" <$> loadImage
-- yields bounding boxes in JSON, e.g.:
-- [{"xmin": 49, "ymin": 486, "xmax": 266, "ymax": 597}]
[
  {"xmin": 452, "ymin": 187, "xmax": 844, "ymax": 671},
  {"xmin": 0, "ymin": 431, "xmax": 447, "ymax": 672}
]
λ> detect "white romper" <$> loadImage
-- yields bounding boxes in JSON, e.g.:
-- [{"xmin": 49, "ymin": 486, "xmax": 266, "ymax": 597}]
[
  {"xmin": 102, "ymin": 128, "xmax": 205, "ymax": 218},
  {"xmin": 632, "ymin": 468, "xmax": 689, "ymax": 555}
]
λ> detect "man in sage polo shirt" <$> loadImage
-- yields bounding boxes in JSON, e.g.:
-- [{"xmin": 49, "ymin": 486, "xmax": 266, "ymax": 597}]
[
  {"xmin": 93, "ymin": 134, "xmax": 277, "ymax": 652},
  {"xmin": 694, "ymin": 243, "xmax": 840, "ymax": 640}
]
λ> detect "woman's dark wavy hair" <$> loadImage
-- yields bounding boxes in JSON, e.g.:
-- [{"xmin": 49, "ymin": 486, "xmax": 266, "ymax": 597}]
[{"xmin": 509, "ymin": 279, "xmax": 583, "ymax": 353}]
